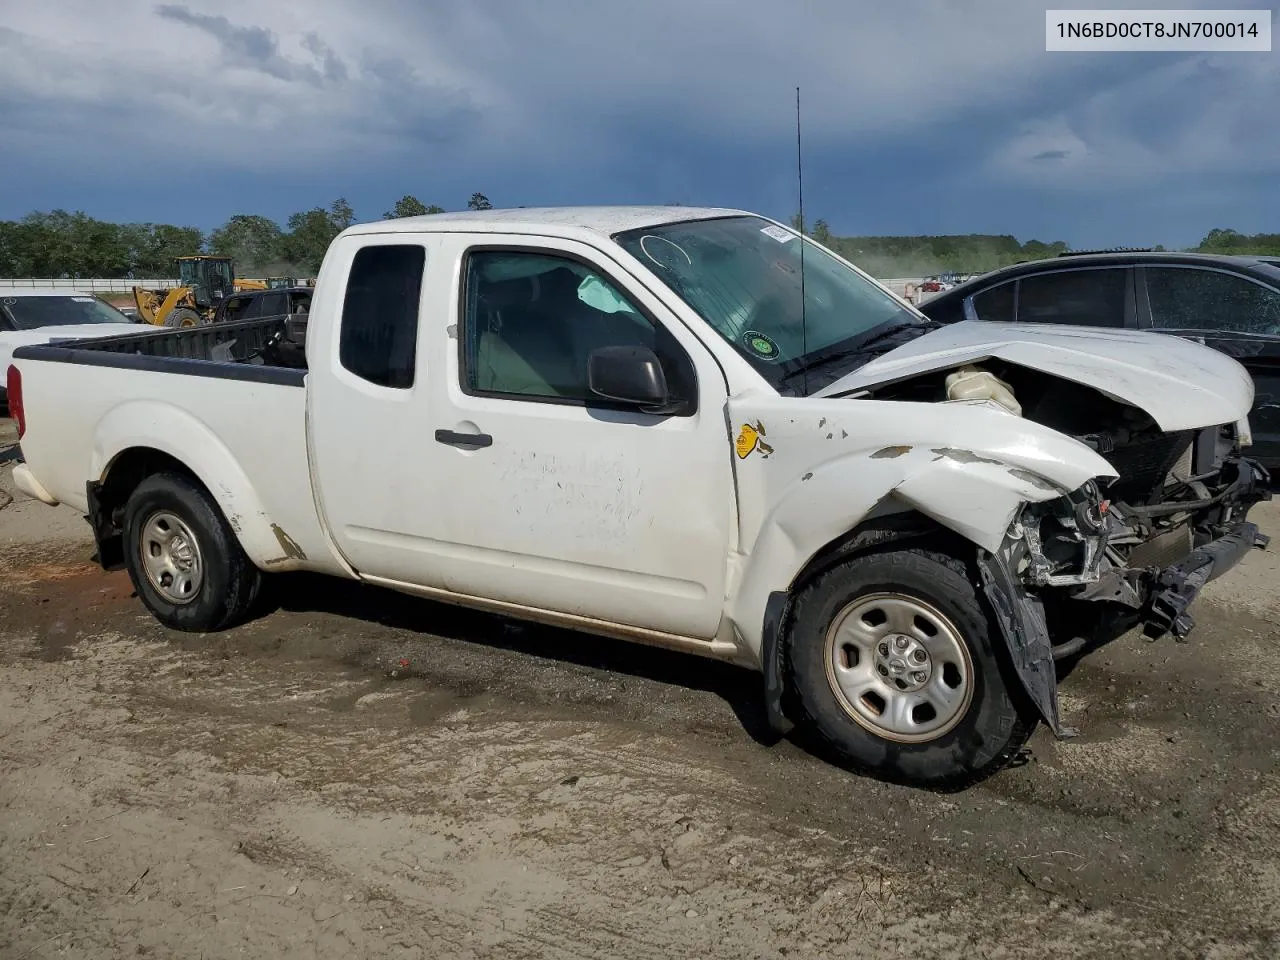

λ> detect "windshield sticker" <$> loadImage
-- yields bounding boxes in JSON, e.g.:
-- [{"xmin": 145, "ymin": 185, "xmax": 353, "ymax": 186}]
[
  {"xmin": 735, "ymin": 421, "xmax": 774, "ymax": 460},
  {"xmin": 71, "ymin": 296, "xmax": 95, "ymax": 302},
  {"xmin": 759, "ymin": 224, "xmax": 796, "ymax": 243},
  {"xmin": 741, "ymin": 329, "xmax": 782, "ymax": 361}
]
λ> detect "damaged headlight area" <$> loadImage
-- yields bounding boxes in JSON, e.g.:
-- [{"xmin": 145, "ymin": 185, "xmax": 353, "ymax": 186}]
[
  {"xmin": 1007, "ymin": 479, "xmax": 1115, "ymax": 588},
  {"xmin": 1003, "ymin": 440, "xmax": 1271, "ymax": 646}
]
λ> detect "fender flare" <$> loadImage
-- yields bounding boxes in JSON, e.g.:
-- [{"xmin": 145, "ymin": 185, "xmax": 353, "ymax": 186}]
[{"xmin": 90, "ymin": 400, "xmax": 284, "ymax": 569}]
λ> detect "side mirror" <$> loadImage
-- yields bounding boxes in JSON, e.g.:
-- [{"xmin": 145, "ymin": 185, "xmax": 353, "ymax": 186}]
[{"xmin": 587, "ymin": 345, "xmax": 672, "ymax": 412}]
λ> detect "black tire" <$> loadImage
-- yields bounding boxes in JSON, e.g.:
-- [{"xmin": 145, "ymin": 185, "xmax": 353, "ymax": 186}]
[
  {"xmin": 785, "ymin": 547, "xmax": 1035, "ymax": 790},
  {"xmin": 121, "ymin": 472, "xmax": 263, "ymax": 632},
  {"xmin": 163, "ymin": 307, "xmax": 205, "ymax": 328}
]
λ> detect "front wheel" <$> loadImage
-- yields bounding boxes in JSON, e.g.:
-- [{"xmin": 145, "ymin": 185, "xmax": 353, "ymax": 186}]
[
  {"xmin": 122, "ymin": 472, "xmax": 263, "ymax": 632},
  {"xmin": 785, "ymin": 547, "xmax": 1036, "ymax": 790},
  {"xmin": 163, "ymin": 307, "xmax": 205, "ymax": 328}
]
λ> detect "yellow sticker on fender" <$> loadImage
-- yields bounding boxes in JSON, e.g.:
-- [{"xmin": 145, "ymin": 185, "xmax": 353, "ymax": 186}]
[{"xmin": 735, "ymin": 421, "xmax": 774, "ymax": 459}]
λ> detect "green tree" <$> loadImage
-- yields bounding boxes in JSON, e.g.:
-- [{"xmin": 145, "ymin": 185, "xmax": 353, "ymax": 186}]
[
  {"xmin": 330, "ymin": 197, "xmax": 355, "ymax": 231},
  {"xmin": 467, "ymin": 192, "xmax": 493, "ymax": 211},
  {"xmin": 790, "ymin": 212, "xmax": 805, "ymax": 233},
  {"xmin": 281, "ymin": 198, "xmax": 356, "ymax": 272},
  {"xmin": 1195, "ymin": 228, "xmax": 1280, "ymax": 255},
  {"xmin": 1, "ymin": 211, "xmax": 131, "ymax": 277},
  {"xmin": 208, "ymin": 215, "xmax": 284, "ymax": 274},
  {"xmin": 120, "ymin": 223, "xmax": 204, "ymax": 275},
  {"xmin": 383, "ymin": 195, "xmax": 444, "ymax": 219},
  {"xmin": 811, "ymin": 219, "xmax": 832, "ymax": 245}
]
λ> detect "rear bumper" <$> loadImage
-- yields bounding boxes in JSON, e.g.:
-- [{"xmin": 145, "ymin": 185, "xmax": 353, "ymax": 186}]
[{"xmin": 12, "ymin": 463, "xmax": 59, "ymax": 505}]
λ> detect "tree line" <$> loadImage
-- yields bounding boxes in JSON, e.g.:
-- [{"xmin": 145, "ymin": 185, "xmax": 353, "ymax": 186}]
[
  {"xmin": 0, "ymin": 193, "xmax": 1274, "ymax": 279},
  {"xmin": 0, "ymin": 193, "xmax": 494, "ymax": 279}
]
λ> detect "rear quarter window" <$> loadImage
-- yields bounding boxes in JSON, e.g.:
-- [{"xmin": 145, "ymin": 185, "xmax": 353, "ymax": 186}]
[
  {"xmin": 339, "ymin": 244, "xmax": 426, "ymax": 389},
  {"xmin": 921, "ymin": 295, "xmax": 966, "ymax": 325},
  {"xmin": 971, "ymin": 282, "xmax": 1015, "ymax": 322}
]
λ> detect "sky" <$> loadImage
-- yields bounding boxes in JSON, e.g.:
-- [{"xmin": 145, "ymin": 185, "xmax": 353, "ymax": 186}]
[{"xmin": 0, "ymin": 0, "xmax": 1276, "ymax": 249}]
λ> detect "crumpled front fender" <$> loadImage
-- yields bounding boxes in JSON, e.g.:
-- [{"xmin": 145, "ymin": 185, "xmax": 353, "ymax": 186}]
[{"xmin": 725, "ymin": 394, "xmax": 1118, "ymax": 665}]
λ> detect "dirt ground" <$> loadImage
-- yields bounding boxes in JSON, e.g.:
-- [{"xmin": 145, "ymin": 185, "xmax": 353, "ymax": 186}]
[{"xmin": 3, "ymin": 419, "xmax": 1280, "ymax": 959}]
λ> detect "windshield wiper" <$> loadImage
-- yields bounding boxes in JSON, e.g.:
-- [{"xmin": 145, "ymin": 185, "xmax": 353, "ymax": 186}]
[{"xmin": 778, "ymin": 319, "xmax": 933, "ymax": 387}]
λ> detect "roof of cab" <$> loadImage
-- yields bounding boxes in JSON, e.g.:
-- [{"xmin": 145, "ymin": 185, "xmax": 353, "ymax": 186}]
[{"xmin": 343, "ymin": 205, "xmax": 755, "ymax": 239}]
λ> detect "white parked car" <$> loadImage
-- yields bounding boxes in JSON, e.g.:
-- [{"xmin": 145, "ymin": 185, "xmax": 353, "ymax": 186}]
[
  {"xmin": 6, "ymin": 207, "xmax": 1271, "ymax": 788},
  {"xmin": 0, "ymin": 289, "xmax": 140, "ymax": 408}
]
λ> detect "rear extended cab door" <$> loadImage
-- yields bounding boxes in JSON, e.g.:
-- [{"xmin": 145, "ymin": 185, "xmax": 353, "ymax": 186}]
[{"xmin": 305, "ymin": 230, "xmax": 738, "ymax": 641}]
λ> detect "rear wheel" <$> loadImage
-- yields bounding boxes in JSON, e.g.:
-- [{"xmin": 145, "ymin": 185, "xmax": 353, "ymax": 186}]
[
  {"xmin": 122, "ymin": 472, "xmax": 262, "ymax": 632},
  {"xmin": 786, "ymin": 547, "xmax": 1035, "ymax": 790}
]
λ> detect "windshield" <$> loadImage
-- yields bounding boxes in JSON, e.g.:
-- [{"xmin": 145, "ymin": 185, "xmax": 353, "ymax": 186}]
[
  {"xmin": 1, "ymin": 295, "xmax": 133, "ymax": 331},
  {"xmin": 613, "ymin": 215, "xmax": 923, "ymax": 393}
]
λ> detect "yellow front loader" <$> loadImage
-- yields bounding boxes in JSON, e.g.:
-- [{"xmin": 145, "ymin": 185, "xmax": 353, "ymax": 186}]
[{"xmin": 132, "ymin": 256, "xmax": 237, "ymax": 327}]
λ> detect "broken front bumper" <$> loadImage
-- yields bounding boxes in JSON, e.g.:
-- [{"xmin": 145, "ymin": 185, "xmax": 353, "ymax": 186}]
[
  {"xmin": 980, "ymin": 454, "xmax": 1271, "ymax": 739},
  {"xmin": 1144, "ymin": 520, "xmax": 1269, "ymax": 640}
]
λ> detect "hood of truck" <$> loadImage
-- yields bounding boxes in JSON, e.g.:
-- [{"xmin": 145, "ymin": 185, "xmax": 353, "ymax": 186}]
[{"xmin": 815, "ymin": 320, "xmax": 1254, "ymax": 432}]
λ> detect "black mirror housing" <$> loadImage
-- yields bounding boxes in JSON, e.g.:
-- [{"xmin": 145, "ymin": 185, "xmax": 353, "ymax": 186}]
[{"xmin": 587, "ymin": 345, "xmax": 671, "ymax": 410}]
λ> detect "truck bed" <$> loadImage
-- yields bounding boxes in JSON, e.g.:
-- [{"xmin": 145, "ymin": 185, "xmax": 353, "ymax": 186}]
[
  {"xmin": 16, "ymin": 316, "xmax": 308, "ymax": 382},
  {"xmin": 10, "ymin": 313, "xmax": 336, "ymax": 575}
]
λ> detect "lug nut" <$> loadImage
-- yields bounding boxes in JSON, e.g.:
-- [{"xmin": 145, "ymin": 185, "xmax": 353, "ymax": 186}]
[
  {"xmin": 912, "ymin": 671, "xmax": 928, "ymax": 684},
  {"xmin": 912, "ymin": 650, "xmax": 927, "ymax": 663},
  {"xmin": 894, "ymin": 636, "xmax": 910, "ymax": 651},
  {"xmin": 878, "ymin": 642, "xmax": 890, "ymax": 657}
]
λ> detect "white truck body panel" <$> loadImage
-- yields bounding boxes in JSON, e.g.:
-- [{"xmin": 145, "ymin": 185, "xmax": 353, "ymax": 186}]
[
  {"xmin": 14, "ymin": 363, "xmax": 341, "ymax": 576},
  {"xmin": 0, "ymin": 322, "xmax": 142, "ymax": 384}
]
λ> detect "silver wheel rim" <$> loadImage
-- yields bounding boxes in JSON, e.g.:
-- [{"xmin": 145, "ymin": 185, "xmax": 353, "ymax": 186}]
[
  {"xmin": 139, "ymin": 510, "xmax": 204, "ymax": 604},
  {"xmin": 824, "ymin": 592, "xmax": 974, "ymax": 744}
]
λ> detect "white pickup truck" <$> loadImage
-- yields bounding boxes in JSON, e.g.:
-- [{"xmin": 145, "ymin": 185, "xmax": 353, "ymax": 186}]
[{"xmin": 8, "ymin": 206, "xmax": 1271, "ymax": 789}]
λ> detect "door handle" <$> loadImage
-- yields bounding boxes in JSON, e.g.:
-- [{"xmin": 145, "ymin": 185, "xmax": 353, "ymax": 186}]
[{"xmin": 435, "ymin": 429, "xmax": 493, "ymax": 449}]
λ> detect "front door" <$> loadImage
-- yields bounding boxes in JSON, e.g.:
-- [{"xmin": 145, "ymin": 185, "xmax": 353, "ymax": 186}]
[{"xmin": 414, "ymin": 234, "xmax": 736, "ymax": 639}]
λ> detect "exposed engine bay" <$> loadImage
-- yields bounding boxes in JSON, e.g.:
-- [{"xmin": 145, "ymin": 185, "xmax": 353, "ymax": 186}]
[{"xmin": 861, "ymin": 359, "xmax": 1272, "ymax": 652}]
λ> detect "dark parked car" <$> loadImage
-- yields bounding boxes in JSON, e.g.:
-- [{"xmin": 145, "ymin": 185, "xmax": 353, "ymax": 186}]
[
  {"xmin": 215, "ymin": 286, "xmax": 311, "ymax": 324},
  {"xmin": 917, "ymin": 251, "xmax": 1280, "ymax": 467}
]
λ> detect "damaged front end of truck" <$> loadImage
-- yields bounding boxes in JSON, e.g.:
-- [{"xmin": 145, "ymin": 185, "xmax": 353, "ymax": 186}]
[
  {"xmin": 792, "ymin": 320, "xmax": 1273, "ymax": 738},
  {"xmin": 735, "ymin": 318, "xmax": 1274, "ymax": 744},
  {"xmin": 979, "ymin": 428, "xmax": 1270, "ymax": 737}
]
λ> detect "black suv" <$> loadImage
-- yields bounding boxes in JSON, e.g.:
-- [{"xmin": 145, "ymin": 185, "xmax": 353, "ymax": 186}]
[
  {"xmin": 215, "ymin": 287, "xmax": 311, "ymax": 325},
  {"xmin": 917, "ymin": 252, "xmax": 1280, "ymax": 467}
]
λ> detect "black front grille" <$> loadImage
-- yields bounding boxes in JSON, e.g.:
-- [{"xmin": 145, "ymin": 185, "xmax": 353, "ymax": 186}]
[{"xmin": 1106, "ymin": 430, "xmax": 1195, "ymax": 503}]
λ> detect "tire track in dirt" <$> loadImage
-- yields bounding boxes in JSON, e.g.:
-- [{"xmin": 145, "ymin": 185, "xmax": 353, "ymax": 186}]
[{"xmin": 3, "ymin": 537, "xmax": 1280, "ymax": 957}]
